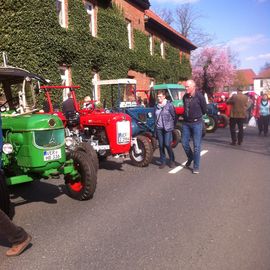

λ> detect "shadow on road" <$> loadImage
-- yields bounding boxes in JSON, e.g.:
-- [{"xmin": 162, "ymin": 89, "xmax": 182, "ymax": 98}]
[
  {"xmin": 99, "ymin": 159, "xmax": 125, "ymax": 171},
  {"xmin": 203, "ymin": 127, "xmax": 270, "ymax": 156},
  {"xmin": 8, "ymin": 179, "xmax": 64, "ymax": 219}
]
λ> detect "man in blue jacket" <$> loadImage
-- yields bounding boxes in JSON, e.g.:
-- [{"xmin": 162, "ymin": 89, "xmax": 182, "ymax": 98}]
[{"xmin": 182, "ymin": 80, "xmax": 207, "ymax": 174}]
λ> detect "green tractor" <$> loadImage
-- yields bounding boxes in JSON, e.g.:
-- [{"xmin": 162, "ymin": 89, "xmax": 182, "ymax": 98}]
[{"xmin": 0, "ymin": 65, "xmax": 98, "ymax": 216}]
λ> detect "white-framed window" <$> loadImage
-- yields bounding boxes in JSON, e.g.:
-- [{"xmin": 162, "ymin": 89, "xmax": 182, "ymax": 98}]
[
  {"xmin": 149, "ymin": 34, "xmax": 153, "ymax": 56},
  {"xmin": 160, "ymin": 41, "xmax": 165, "ymax": 59},
  {"xmin": 260, "ymin": 80, "xmax": 264, "ymax": 88},
  {"xmin": 56, "ymin": 0, "xmax": 67, "ymax": 28},
  {"xmin": 59, "ymin": 66, "xmax": 71, "ymax": 101},
  {"xmin": 85, "ymin": 1, "xmax": 96, "ymax": 37},
  {"xmin": 92, "ymin": 72, "xmax": 99, "ymax": 101},
  {"xmin": 126, "ymin": 19, "xmax": 132, "ymax": 49}
]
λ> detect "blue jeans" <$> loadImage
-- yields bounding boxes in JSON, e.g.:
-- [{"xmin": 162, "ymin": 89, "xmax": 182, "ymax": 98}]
[
  {"xmin": 181, "ymin": 121, "xmax": 203, "ymax": 170},
  {"xmin": 156, "ymin": 129, "xmax": 175, "ymax": 164}
]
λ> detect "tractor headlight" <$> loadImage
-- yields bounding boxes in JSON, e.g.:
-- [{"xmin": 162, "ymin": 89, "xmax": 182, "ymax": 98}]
[
  {"xmin": 65, "ymin": 137, "xmax": 74, "ymax": 147},
  {"xmin": 3, "ymin": 143, "xmax": 14, "ymax": 154}
]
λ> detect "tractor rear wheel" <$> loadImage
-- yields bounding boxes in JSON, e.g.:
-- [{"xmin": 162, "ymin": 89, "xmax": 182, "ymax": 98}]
[
  {"xmin": 171, "ymin": 129, "xmax": 181, "ymax": 148},
  {"xmin": 130, "ymin": 135, "xmax": 153, "ymax": 167},
  {"xmin": 65, "ymin": 150, "xmax": 97, "ymax": 200},
  {"xmin": 76, "ymin": 142, "xmax": 99, "ymax": 172},
  {"xmin": 0, "ymin": 171, "xmax": 10, "ymax": 216},
  {"xmin": 143, "ymin": 132, "xmax": 158, "ymax": 152}
]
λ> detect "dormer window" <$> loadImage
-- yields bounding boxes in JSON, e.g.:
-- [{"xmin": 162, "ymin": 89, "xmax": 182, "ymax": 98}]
[{"xmin": 85, "ymin": 1, "xmax": 96, "ymax": 37}]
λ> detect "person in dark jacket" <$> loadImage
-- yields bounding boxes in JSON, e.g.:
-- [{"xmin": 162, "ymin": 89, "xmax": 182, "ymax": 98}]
[
  {"xmin": 226, "ymin": 88, "xmax": 248, "ymax": 145},
  {"xmin": 154, "ymin": 90, "xmax": 176, "ymax": 168},
  {"xmin": 62, "ymin": 92, "xmax": 76, "ymax": 114},
  {"xmin": 182, "ymin": 80, "xmax": 207, "ymax": 174}
]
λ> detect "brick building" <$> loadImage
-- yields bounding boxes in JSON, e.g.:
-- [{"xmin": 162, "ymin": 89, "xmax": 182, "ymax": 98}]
[{"xmin": 56, "ymin": 0, "xmax": 196, "ymax": 100}]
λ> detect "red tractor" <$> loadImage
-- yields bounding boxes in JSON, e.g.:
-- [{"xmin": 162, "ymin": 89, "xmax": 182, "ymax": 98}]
[
  {"xmin": 212, "ymin": 92, "xmax": 230, "ymax": 128},
  {"xmin": 38, "ymin": 85, "xmax": 150, "ymax": 167}
]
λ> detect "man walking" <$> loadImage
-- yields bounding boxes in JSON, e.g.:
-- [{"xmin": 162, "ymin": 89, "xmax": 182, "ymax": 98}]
[
  {"xmin": 182, "ymin": 80, "xmax": 207, "ymax": 174},
  {"xmin": 226, "ymin": 88, "xmax": 248, "ymax": 145}
]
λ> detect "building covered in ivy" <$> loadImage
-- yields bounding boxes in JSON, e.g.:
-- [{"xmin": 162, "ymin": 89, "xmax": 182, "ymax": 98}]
[{"xmin": 0, "ymin": 0, "xmax": 196, "ymax": 103}]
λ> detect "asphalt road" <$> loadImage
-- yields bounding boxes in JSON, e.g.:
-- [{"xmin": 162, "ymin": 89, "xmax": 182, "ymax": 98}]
[{"xmin": 1, "ymin": 125, "xmax": 270, "ymax": 270}]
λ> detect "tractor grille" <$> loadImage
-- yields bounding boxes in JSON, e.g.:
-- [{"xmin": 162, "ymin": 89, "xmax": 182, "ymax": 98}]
[{"xmin": 34, "ymin": 129, "xmax": 64, "ymax": 148}]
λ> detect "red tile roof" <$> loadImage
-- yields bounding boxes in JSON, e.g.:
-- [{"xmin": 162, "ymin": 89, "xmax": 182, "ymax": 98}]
[
  {"xmin": 236, "ymin": 69, "xmax": 256, "ymax": 85},
  {"xmin": 145, "ymin": 9, "xmax": 196, "ymax": 50},
  {"xmin": 255, "ymin": 68, "xmax": 270, "ymax": 79}
]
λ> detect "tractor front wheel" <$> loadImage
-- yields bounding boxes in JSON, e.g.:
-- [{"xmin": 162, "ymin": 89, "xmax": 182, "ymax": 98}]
[
  {"xmin": 130, "ymin": 135, "xmax": 153, "ymax": 167},
  {"xmin": 65, "ymin": 150, "xmax": 97, "ymax": 200},
  {"xmin": 0, "ymin": 171, "xmax": 10, "ymax": 216},
  {"xmin": 205, "ymin": 115, "xmax": 218, "ymax": 133},
  {"xmin": 217, "ymin": 114, "xmax": 229, "ymax": 128},
  {"xmin": 76, "ymin": 142, "xmax": 99, "ymax": 172}
]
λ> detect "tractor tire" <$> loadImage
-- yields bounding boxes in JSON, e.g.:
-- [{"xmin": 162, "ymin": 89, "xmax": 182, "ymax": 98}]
[
  {"xmin": 129, "ymin": 135, "xmax": 153, "ymax": 167},
  {"xmin": 205, "ymin": 115, "xmax": 218, "ymax": 133},
  {"xmin": 143, "ymin": 132, "xmax": 158, "ymax": 152},
  {"xmin": 0, "ymin": 171, "xmax": 10, "ymax": 216},
  {"xmin": 76, "ymin": 142, "xmax": 99, "ymax": 172},
  {"xmin": 65, "ymin": 150, "xmax": 97, "ymax": 200},
  {"xmin": 218, "ymin": 114, "xmax": 229, "ymax": 128},
  {"xmin": 171, "ymin": 129, "xmax": 181, "ymax": 148},
  {"xmin": 150, "ymin": 136, "xmax": 158, "ymax": 152}
]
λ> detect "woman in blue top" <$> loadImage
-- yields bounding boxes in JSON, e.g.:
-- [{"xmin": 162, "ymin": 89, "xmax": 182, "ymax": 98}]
[
  {"xmin": 256, "ymin": 93, "xmax": 270, "ymax": 136},
  {"xmin": 154, "ymin": 90, "xmax": 176, "ymax": 169}
]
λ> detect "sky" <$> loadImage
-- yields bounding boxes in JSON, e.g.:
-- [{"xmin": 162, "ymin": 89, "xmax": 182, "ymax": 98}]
[{"xmin": 150, "ymin": 0, "xmax": 270, "ymax": 74}]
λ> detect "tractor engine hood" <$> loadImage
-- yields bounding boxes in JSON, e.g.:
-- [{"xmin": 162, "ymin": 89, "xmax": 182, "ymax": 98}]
[{"xmin": 1, "ymin": 114, "xmax": 63, "ymax": 131}]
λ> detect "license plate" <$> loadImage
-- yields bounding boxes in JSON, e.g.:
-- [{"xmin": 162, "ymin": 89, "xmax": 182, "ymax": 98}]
[
  {"xmin": 117, "ymin": 121, "xmax": 130, "ymax": 144},
  {"xmin": 44, "ymin": 149, "xmax": 61, "ymax": 161},
  {"xmin": 118, "ymin": 132, "xmax": 130, "ymax": 144}
]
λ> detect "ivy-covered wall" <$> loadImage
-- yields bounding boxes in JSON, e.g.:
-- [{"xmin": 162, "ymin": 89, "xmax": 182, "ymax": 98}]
[{"xmin": 0, "ymin": 0, "xmax": 191, "ymax": 104}]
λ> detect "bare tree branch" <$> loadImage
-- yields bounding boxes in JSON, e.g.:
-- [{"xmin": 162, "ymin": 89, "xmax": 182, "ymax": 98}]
[{"xmin": 155, "ymin": 4, "xmax": 213, "ymax": 47}]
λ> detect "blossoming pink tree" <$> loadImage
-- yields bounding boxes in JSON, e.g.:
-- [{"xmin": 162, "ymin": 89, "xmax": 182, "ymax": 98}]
[{"xmin": 192, "ymin": 47, "xmax": 235, "ymax": 96}]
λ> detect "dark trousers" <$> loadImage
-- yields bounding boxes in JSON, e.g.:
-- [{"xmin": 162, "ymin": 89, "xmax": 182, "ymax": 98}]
[
  {"xmin": 156, "ymin": 129, "xmax": 175, "ymax": 164},
  {"xmin": 0, "ymin": 209, "xmax": 28, "ymax": 245},
  {"xmin": 258, "ymin": 115, "xmax": 270, "ymax": 135},
  {"xmin": 229, "ymin": 118, "xmax": 245, "ymax": 143}
]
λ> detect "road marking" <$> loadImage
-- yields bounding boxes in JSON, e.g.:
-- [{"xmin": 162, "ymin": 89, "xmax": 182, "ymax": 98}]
[{"xmin": 169, "ymin": 150, "xmax": 209, "ymax": 174}]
